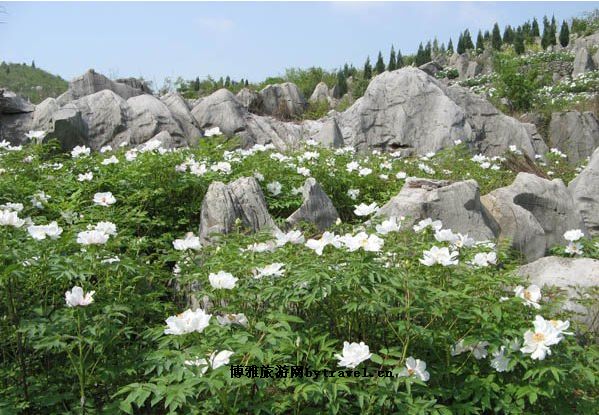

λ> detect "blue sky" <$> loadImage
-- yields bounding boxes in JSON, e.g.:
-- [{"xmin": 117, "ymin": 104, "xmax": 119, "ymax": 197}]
[{"xmin": 0, "ymin": 1, "xmax": 595, "ymax": 87}]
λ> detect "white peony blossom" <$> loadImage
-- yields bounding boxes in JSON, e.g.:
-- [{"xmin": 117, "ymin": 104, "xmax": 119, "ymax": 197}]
[
  {"xmin": 164, "ymin": 309, "xmax": 212, "ymax": 335},
  {"xmin": 76, "ymin": 230, "xmax": 109, "ymax": 245},
  {"xmin": 101, "ymin": 155, "xmax": 119, "ymax": 165},
  {"xmin": 470, "ymin": 252, "xmax": 497, "ymax": 267},
  {"xmin": 208, "ymin": 271, "xmax": 238, "ymax": 289},
  {"xmin": 514, "ymin": 284, "xmax": 541, "ymax": 309},
  {"xmin": 347, "ymin": 188, "xmax": 360, "ymax": 200},
  {"xmin": 65, "ymin": 286, "xmax": 95, "ymax": 307},
  {"xmin": 254, "ymin": 263, "xmax": 285, "ymax": 279},
  {"xmin": 93, "ymin": 221, "xmax": 117, "ymax": 236},
  {"xmin": 71, "ymin": 145, "xmax": 91, "ymax": 158},
  {"xmin": 27, "ymin": 221, "xmax": 62, "ymax": 240},
  {"xmin": 31, "ymin": 191, "xmax": 50, "ymax": 209},
  {"xmin": 267, "ymin": 181, "xmax": 282, "ymax": 196},
  {"xmin": 520, "ymin": 315, "xmax": 565, "ymax": 360},
  {"xmin": 305, "ymin": 231, "xmax": 342, "ymax": 255},
  {"xmin": 399, "ymin": 357, "xmax": 430, "ymax": 381},
  {"xmin": 216, "ymin": 313, "xmax": 248, "ymax": 327},
  {"xmin": 173, "ymin": 232, "xmax": 201, "ymax": 251},
  {"xmin": 93, "ymin": 192, "xmax": 116, "ymax": 207},
  {"xmin": 420, "ymin": 246, "xmax": 459, "ymax": 266},
  {"xmin": 490, "ymin": 346, "xmax": 511, "ymax": 372},
  {"xmin": 413, "ymin": 218, "xmax": 443, "ymax": 233},
  {"xmin": 204, "ymin": 126, "xmax": 222, "ymax": 137},
  {"xmin": 375, "ymin": 216, "xmax": 401, "ymax": 235},
  {"xmin": 341, "ymin": 232, "xmax": 384, "ymax": 253},
  {"xmin": 0, "ymin": 209, "xmax": 25, "ymax": 228},
  {"xmin": 274, "ymin": 230, "xmax": 305, "ymax": 247},
  {"xmin": 335, "ymin": 341, "xmax": 372, "ymax": 369},
  {"xmin": 563, "ymin": 229, "xmax": 584, "ymax": 242},
  {"xmin": 77, "ymin": 172, "xmax": 93, "ymax": 182},
  {"xmin": 354, "ymin": 202, "xmax": 379, "ymax": 217},
  {"xmin": 0, "ymin": 202, "xmax": 24, "ymax": 212}
]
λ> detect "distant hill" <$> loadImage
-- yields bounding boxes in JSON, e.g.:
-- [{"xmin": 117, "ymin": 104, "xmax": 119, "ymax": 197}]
[{"xmin": 0, "ymin": 61, "xmax": 68, "ymax": 104}]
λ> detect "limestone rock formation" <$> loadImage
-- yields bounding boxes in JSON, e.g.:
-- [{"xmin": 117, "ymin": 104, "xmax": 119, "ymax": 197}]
[
  {"xmin": 199, "ymin": 177, "xmax": 279, "ymax": 242},
  {"xmin": 375, "ymin": 178, "xmax": 499, "ymax": 241},
  {"xmin": 236, "ymin": 88, "xmax": 262, "ymax": 113},
  {"xmin": 287, "ymin": 178, "xmax": 339, "ymax": 231},
  {"xmin": 569, "ymin": 147, "xmax": 599, "ymax": 235},
  {"xmin": 127, "ymin": 94, "xmax": 186, "ymax": 146},
  {"xmin": 549, "ymin": 111, "xmax": 599, "ymax": 164},
  {"xmin": 57, "ymin": 69, "xmax": 146, "ymax": 104},
  {"xmin": 259, "ymin": 82, "xmax": 307, "ymax": 118},
  {"xmin": 191, "ymin": 89, "xmax": 247, "ymax": 136},
  {"xmin": 572, "ymin": 47, "xmax": 595, "ymax": 77},
  {"xmin": 309, "ymin": 82, "xmax": 330, "ymax": 103},
  {"xmin": 481, "ymin": 173, "xmax": 587, "ymax": 262},
  {"xmin": 311, "ymin": 118, "xmax": 343, "ymax": 148},
  {"xmin": 518, "ymin": 256, "xmax": 599, "ymax": 333},
  {"xmin": 160, "ymin": 92, "xmax": 202, "ymax": 142}
]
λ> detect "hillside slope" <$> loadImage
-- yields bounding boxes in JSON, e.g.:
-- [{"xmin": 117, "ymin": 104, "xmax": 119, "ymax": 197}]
[{"xmin": 0, "ymin": 62, "xmax": 68, "ymax": 104}]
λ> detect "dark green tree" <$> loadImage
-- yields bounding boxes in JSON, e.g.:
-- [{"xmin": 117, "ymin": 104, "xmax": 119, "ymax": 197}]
[
  {"xmin": 336, "ymin": 70, "xmax": 348, "ymax": 96},
  {"xmin": 463, "ymin": 30, "xmax": 474, "ymax": 50},
  {"xmin": 31, "ymin": 60, "xmax": 36, "ymax": 68},
  {"xmin": 245, "ymin": 79, "xmax": 249, "ymax": 87},
  {"xmin": 514, "ymin": 30, "xmax": 525, "ymax": 54},
  {"xmin": 492, "ymin": 23, "xmax": 502, "ymax": 50},
  {"xmin": 396, "ymin": 49, "xmax": 404, "ymax": 68},
  {"xmin": 375, "ymin": 51, "xmax": 385, "ymax": 74},
  {"xmin": 541, "ymin": 16, "xmax": 551, "ymax": 49},
  {"xmin": 363, "ymin": 56, "xmax": 372, "ymax": 79},
  {"xmin": 424, "ymin": 41, "xmax": 432, "ymax": 62},
  {"xmin": 550, "ymin": 15, "xmax": 557, "ymax": 46},
  {"xmin": 531, "ymin": 17, "xmax": 540, "ymax": 37},
  {"xmin": 193, "ymin": 76, "xmax": 200, "ymax": 91},
  {"xmin": 415, "ymin": 43, "xmax": 425, "ymax": 65},
  {"xmin": 447, "ymin": 38, "xmax": 454, "ymax": 54},
  {"xmin": 476, "ymin": 30, "xmax": 484, "ymax": 54},
  {"xmin": 484, "ymin": 30, "xmax": 490, "ymax": 41},
  {"xmin": 503, "ymin": 25, "xmax": 514, "ymax": 44},
  {"xmin": 432, "ymin": 38, "xmax": 439, "ymax": 55},
  {"xmin": 457, "ymin": 33, "xmax": 465, "ymax": 54},
  {"xmin": 559, "ymin": 20, "xmax": 570, "ymax": 47},
  {"xmin": 224, "ymin": 76, "xmax": 231, "ymax": 87},
  {"xmin": 388, "ymin": 46, "xmax": 397, "ymax": 71}
]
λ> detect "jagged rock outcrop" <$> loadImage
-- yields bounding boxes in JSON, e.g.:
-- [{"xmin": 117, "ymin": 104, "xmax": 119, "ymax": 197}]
[
  {"xmin": 127, "ymin": 94, "xmax": 186, "ymax": 146},
  {"xmin": 518, "ymin": 256, "xmax": 599, "ymax": 333},
  {"xmin": 338, "ymin": 68, "xmax": 470, "ymax": 153},
  {"xmin": 0, "ymin": 89, "xmax": 34, "ymax": 142},
  {"xmin": 572, "ymin": 47, "xmax": 595, "ymax": 77},
  {"xmin": 32, "ymin": 98, "xmax": 60, "ymax": 132},
  {"xmin": 199, "ymin": 177, "xmax": 279, "ymax": 242},
  {"xmin": 418, "ymin": 61, "xmax": 443, "ymax": 77},
  {"xmin": 115, "ymin": 77, "xmax": 153, "ymax": 94},
  {"xmin": 191, "ymin": 89, "xmax": 247, "ymax": 136},
  {"xmin": 51, "ymin": 107, "xmax": 87, "ymax": 149},
  {"xmin": 309, "ymin": 82, "xmax": 330, "ymax": 103},
  {"xmin": 445, "ymin": 84, "xmax": 539, "ymax": 157},
  {"xmin": 481, "ymin": 173, "xmax": 587, "ymax": 262},
  {"xmin": 286, "ymin": 178, "xmax": 339, "ymax": 230},
  {"xmin": 0, "ymin": 89, "xmax": 34, "ymax": 114},
  {"xmin": 57, "ymin": 69, "xmax": 146, "ymax": 104},
  {"xmin": 375, "ymin": 178, "xmax": 499, "ymax": 241},
  {"xmin": 549, "ymin": 111, "xmax": 599, "ymax": 163},
  {"xmin": 569, "ymin": 147, "xmax": 599, "ymax": 235},
  {"xmin": 312, "ymin": 118, "xmax": 343, "ymax": 148},
  {"xmin": 160, "ymin": 92, "xmax": 202, "ymax": 142},
  {"xmin": 236, "ymin": 88, "xmax": 262, "ymax": 113},
  {"xmin": 259, "ymin": 82, "xmax": 307, "ymax": 118}
]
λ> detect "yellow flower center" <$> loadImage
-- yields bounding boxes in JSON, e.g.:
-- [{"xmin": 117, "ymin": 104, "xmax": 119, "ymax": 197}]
[
  {"xmin": 533, "ymin": 332, "xmax": 545, "ymax": 342},
  {"xmin": 524, "ymin": 290, "xmax": 532, "ymax": 300},
  {"xmin": 407, "ymin": 368, "xmax": 415, "ymax": 376}
]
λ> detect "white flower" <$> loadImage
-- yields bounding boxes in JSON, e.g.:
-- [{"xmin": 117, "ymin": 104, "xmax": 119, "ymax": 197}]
[
  {"xmin": 354, "ymin": 202, "xmax": 379, "ymax": 217},
  {"xmin": 101, "ymin": 155, "xmax": 119, "ymax": 165},
  {"xmin": 76, "ymin": 230, "xmax": 109, "ymax": 245},
  {"xmin": 93, "ymin": 221, "xmax": 117, "ymax": 236},
  {"xmin": 509, "ymin": 145, "xmax": 522, "ymax": 155},
  {"xmin": 274, "ymin": 230, "xmax": 305, "ymax": 247},
  {"xmin": 379, "ymin": 174, "xmax": 389, "ymax": 180},
  {"xmin": 565, "ymin": 241, "xmax": 583, "ymax": 255},
  {"xmin": 0, "ymin": 202, "xmax": 24, "ymax": 212},
  {"xmin": 93, "ymin": 192, "xmax": 116, "ymax": 207},
  {"xmin": 305, "ymin": 231, "xmax": 342, "ymax": 255},
  {"xmin": 451, "ymin": 233, "xmax": 475, "ymax": 249},
  {"xmin": 71, "ymin": 145, "xmax": 91, "ymax": 158},
  {"xmin": 454, "ymin": 139, "xmax": 462, "ymax": 145},
  {"xmin": 99, "ymin": 145, "xmax": 113, "ymax": 153},
  {"xmin": 217, "ymin": 313, "xmax": 248, "ymax": 327},
  {"xmin": 190, "ymin": 162, "xmax": 207, "ymax": 176},
  {"xmin": 77, "ymin": 172, "xmax": 93, "ymax": 182},
  {"xmin": 297, "ymin": 166, "xmax": 311, "ymax": 176},
  {"xmin": 334, "ymin": 341, "xmax": 372, "ymax": 369},
  {"xmin": 520, "ymin": 315, "xmax": 564, "ymax": 360},
  {"xmin": 244, "ymin": 241, "xmax": 276, "ymax": 253},
  {"xmin": 254, "ymin": 263, "xmax": 285, "ymax": 279},
  {"xmin": 490, "ymin": 346, "xmax": 511, "ymax": 372},
  {"xmin": 341, "ymin": 232, "xmax": 384, "ymax": 252},
  {"xmin": 208, "ymin": 350, "xmax": 234, "ymax": 369},
  {"xmin": 25, "ymin": 130, "xmax": 46, "ymax": 143},
  {"xmin": 563, "ymin": 229, "xmax": 584, "ymax": 242},
  {"xmin": 346, "ymin": 161, "xmax": 360, "ymax": 172},
  {"xmin": 31, "ymin": 191, "xmax": 50, "ymax": 209},
  {"xmin": 204, "ymin": 126, "xmax": 222, "ymax": 137},
  {"xmin": 164, "ymin": 308, "xmax": 212, "ymax": 335},
  {"xmin": 471, "ymin": 341, "xmax": 490, "ymax": 359},
  {"xmin": 375, "ymin": 216, "xmax": 401, "ymax": 235},
  {"xmin": 399, "ymin": 357, "xmax": 430, "ymax": 382},
  {"xmin": 420, "ymin": 246, "xmax": 459, "ymax": 266},
  {"xmin": 65, "ymin": 286, "xmax": 95, "ymax": 307},
  {"xmin": 418, "ymin": 163, "xmax": 435, "ymax": 175},
  {"xmin": 253, "ymin": 172, "xmax": 264, "ymax": 181},
  {"xmin": 434, "ymin": 229, "xmax": 458, "ymax": 243},
  {"xmin": 209, "ymin": 271, "xmax": 238, "ymax": 289},
  {"xmin": 0, "ymin": 209, "xmax": 25, "ymax": 228},
  {"xmin": 358, "ymin": 167, "xmax": 372, "ymax": 176},
  {"xmin": 125, "ymin": 149, "xmax": 138, "ymax": 161},
  {"xmin": 267, "ymin": 181, "xmax": 282, "ymax": 196},
  {"xmin": 101, "ymin": 256, "xmax": 120, "ymax": 264},
  {"xmin": 450, "ymin": 339, "xmax": 470, "ymax": 356},
  {"xmin": 27, "ymin": 221, "xmax": 62, "ymax": 240},
  {"xmin": 548, "ymin": 319, "xmax": 573, "ymax": 336},
  {"xmin": 211, "ymin": 161, "xmax": 232, "ymax": 174},
  {"xmin": 413, "ymin": 218, "xmax": 442, "ymax": 233},
  {"xmin": 514, "ymin": 284, "xmax": 541, "ymax": 309},
  {"xmin": 173, "ymin": 232, "xmax": 201, "ymax": 251},
  {"xmin": 396, "ymin": 171, "xmax": 407, "ymax": 180},
  {"xmin": 347, "ymin": 188, "xmax": 360, "ymax": 200},
  {"xmin": 471, "ymin": 252, "xmax": 497, "ymax": 267}
]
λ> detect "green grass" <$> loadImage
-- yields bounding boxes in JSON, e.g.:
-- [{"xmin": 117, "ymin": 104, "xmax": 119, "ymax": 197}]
[{"xmin": 0, "ymin": 62, "xmax": 68, "ymax": 104}]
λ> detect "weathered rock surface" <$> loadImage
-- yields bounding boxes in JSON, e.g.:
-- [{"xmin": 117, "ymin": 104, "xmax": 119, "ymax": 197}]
[
  {"xmin": 572, "ymin": 47, "xmax": 595, "ymax": 77},
  {"xmin": 0, "ymin": 89, "xmax": 34, "ymax": 114},
  {"xmin": 418, "ymin": 61, "xmax": 443, "ymax": 76},
  {"xmin": 160, "ymin": 92, "xmax": 202, "ymax": 142},
  {"xmin": 0, "ymin": 90, "xmax": 35, "ymax": 143},
  {"xmin": 32, "ymin": 98, "xmax": 60, "ymax": 132},
  {"xmin": 259, "ymin": 83, "xmax": 307, "ymax": 118},
  {"xmin": 311, "ymin": 118, "xmax": 343, "ymax": 148},
  {"xmin": 287, "ymin": 178, "xmax": 339, "ymax": 231},
  {"xmin": 51, "ymin": 107, "xmax": 87, "ymax": 149},
  {"xmin": 127, "ymin": 94, "xmax": 186, "ymax": 146},
  {"xmin": 375, "ymin": 178, "xmax": 499, "ymax": 241},
  {"xmin": 481, "ymin": 173, "xmax": 587, "ymax": 262},
  {"xmin": 199, "ymin": 177, "xmax": 279, "ymax": 242},
  {"xmin": 517, "ymin": 256, "xmax": 599, "ymax": 333},
  {"xmin": 115, "ymin": 77, "xmax": 153, "ymax": 94},
  {"xmin": 57, "ymin": 69, "xmax": 146, "ymax": 104},
  {"xmin": 569, "ymin": 147, "xmax": 599, "ymax": 235},
  {"xmin": 191, "ymin": 89, "xmax": 247, "ymax": 136},
  {"xmin": 338, "ymin": 68, "xmax": 470, "ymax": 153},
  {"xmin": 309, "ymin": 81, "xmax": 330, "ymax": 103},
  {"xmin": 236, "ymin": 88, "xmax": 262, "ymax": 113},
  {"xmin": 549, "ymin": 111, "xmax": 599, "ymax": 163}
]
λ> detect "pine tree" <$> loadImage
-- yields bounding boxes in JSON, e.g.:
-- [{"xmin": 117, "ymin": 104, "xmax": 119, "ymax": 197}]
[
  {"xmin": 424, "ymin": 41, "xmax": 432, "ymax": 62},
  {"xmin": 503, "ymin": 25, "xmax": 514, "ymax": 44},
  {"xmin": 432, "ymin": 38, "xmax": 439, "ymax": 55},
  {"xmin": 245, "ymin": 79, "xmax": 249, "ymax": 87},
  {"xmin": 363, "ymin": 56, "xmax": 372, "ymax": 79},
  {"xmin": 514, "ymin": 30, "xmax": 525, "ymax": 55},
  {"xmin": 484, "ymin": 30, "xmax": 490, "ymax": 41},
  {"xmin": 550, "ymin": 15, "xmax": 557, "ymax": 46},
  {"xmin": 440, "ymin": 42, "xmax": 446, "ymax": 54},
  {"xmin": 476, "ymin": 30, "xmax": 484, "ymax": 54},
  {"xmin": 531, "ymin": 18, "xmax": 540, "ymax": 37},
  {"xmin": 396, "ymin": 49, "xmax": 404, "ymax": 68},
  {"xmin": 194, "ymin": 76, "xmax": 200, "ymax": 91},
  {"xmin": 388, "ymin": 46, "xmax": 397, "ymax": 71},
  {"xmin": 336, "ymin": 70, "xmax": 348, "ymax": 96},
  {"xmin": 218, "ymin": 76, "xmax": 224, "ymax": 87},
  {"xmin": 415, "ymin": 43, "xmax": 425, "ymax": 65},
  {"xmin": 457, "ymin": 33, "xmax": 465, "ymax": 54},
  {"xmin": 447, "ymin": 38, "xmax": 454, "ymax": 54},
  {"xmin": 463, "ymin": 30, "xmax": 474, "ymax": 50},
  {"xmin": 541, "ymin": 16, "xmax": 551, "ymax": 49},
  {"xmin": 559, "ymin": 20, "xmax": 570, "ymax": 47},
  {"xmin": 375, "ymin": 51, "xmax": 385, "ymax": 74},
  {"xmin": 31, "ymin": 60, "xmax": 36, "ymax": 68},
  {"xmin": 492, "ymin": 23, "xmax": 502, "ymax": 50},
  {"xmin": 225, "ymin": 76, "xmax": 231, "ymax": 87}
]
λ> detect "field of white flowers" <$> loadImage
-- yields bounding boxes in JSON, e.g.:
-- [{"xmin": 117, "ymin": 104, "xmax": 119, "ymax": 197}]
[{"xmin": 0, "ymin": 135, "xmax": 598, "ymax": 414}]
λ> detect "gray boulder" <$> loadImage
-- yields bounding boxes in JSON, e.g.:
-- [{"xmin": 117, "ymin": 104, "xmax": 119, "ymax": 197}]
[
  {"xmin": 57, "ymin": 69, "xmax": 146, "ymax": 104},
  {"xmin": 481, "ymin": 173, "xmax": 587, "ymax": 262},
  {"xmin": 375, "ymin": 178, "xmax": 499, "ymax": 241},
  {"xmin": 572, "ymin": 47, "xmax": 595, "ymax": 77},
  {"xmin": 449, "ymin": 53, "xmax": 470, "ymax": 79},
  {"xmin": 32, "ymin": 98, "xmax": 60, "ymax": 132},
  {"xmin": 115, "ymin": 77, "xmax": 153, "ymax": 94},
  {"xmin": 465, "ymin": 61, "xmax": 482, "ymax": 78},
  {"xmin": 311, "ymin": 118, "xmax": 343, "ymax": 148},
  {"xmin": 259, "ymin": 82, "xmax": 307, "ymax": 118},
  {"xmin": 549, "ymin": 111, "xmax": 599, "ymax": 164},
  {"xmin": 160, "ymin": 92, "xmax": 202, "ymax": 143},
  {"xmin": 0, "ymin": 90, "xmax": 34, "ymax": 143},
  {"xmin": 126, "ymin": 94, "xmax": 185, "ymax": 146},
  {"xmin": 199, "ymin": 177, "xmax": 279, "ymax": 242},
  {"xmin": 338, "ymin": 68, "xmax": 470, "ymax": 154},
  {"xmin": 569, "ymin": 147, "xmax": 599, "ymax": 235},
  {"xmin": 517, "ymin": 256, "xmax": 599, "ymax": 333},
  {"xmin": 51, "ymin": 107, "xmax": 87, "ymax": 149},
  {"xmin": 0, "ymin": 89, "xmax": 34, "ymax": 114},
  {"xmin": 191, "ymin": 89, "xmax": 247, "ymax": 136},
  {"xmin": 418, "ymin": 61, "xmax": 443, "ymax": 77},
  {"xmin": 287, "ymin": 178, "xmax": 339, "ymax": 231},
  {"xmin": 309, "ymin": 81, "xmax": 330, "ymax": 103},
  {"xmin": 236, "ymin": 88, "xmax": 262, "ymax": 113}
]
